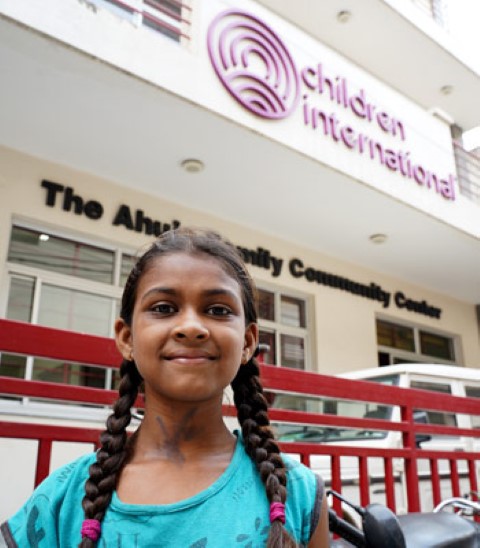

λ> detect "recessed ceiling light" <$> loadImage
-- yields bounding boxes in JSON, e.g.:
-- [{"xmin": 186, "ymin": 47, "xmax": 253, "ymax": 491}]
[
  {"xmin": 369, "ymin": 233, "xmax": 388, "ymax": 244},
  {"xmin": 337, "ymin": 11, "xmax": 352, "ymax": 23},
  {"xmin": 181, "ymin": 159, "xmax": 204, "ymax": 173},
  {"xmin": 440, "ymin": 85, "xmax": 453, "ymax": 95},
  {"xmin": 39, "ymin": 234, "xmax": 50, "ymax": 242}
]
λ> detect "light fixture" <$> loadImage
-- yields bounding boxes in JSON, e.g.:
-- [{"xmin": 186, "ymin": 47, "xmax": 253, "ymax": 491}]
[
  {"xmin": 440, "ymin": 85, "xmax": 453, "ymax": 96},
  {"xmin": 337, "ymin": 10, "xmax": 352, "ymax": 23},
  {"xmin": 39, "ymin": 234, "xmax": 50, "ymax": 242},
  {"xmin": 181, "ymin": 158, "xmax": 204, "ymax": 173},
  {"xmin": 369, "ymin": 233, "xmax": 388, "ymax": 244}
]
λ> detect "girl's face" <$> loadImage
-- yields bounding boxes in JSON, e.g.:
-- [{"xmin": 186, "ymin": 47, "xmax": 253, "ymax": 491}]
[{"xmin": 115, "ymin": 252, "xmax": 258, "ymax": 406}]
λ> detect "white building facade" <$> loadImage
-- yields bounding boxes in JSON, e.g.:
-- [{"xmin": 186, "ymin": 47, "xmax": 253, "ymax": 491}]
[{"xmin": 0, "ymin": 0, "xmax": 479, "ymax": 394}]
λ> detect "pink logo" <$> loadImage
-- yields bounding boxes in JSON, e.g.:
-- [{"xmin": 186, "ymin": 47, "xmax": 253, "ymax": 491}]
[{"xmin": 207, "ymin": 10, "xmax": 299, "ymax": 120}]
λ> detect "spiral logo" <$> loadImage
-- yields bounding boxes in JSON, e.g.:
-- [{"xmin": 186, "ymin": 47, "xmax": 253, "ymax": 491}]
[{"xmin": 207, "ymin": 10, "xmax": 299, "ymax": 120}]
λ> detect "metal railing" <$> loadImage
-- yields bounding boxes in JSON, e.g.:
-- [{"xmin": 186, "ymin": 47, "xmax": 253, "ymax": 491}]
[
  {"xmin": 410, "ymin": 0, "xmax": 447, "ymax": 29},
  {"xmin": 94, "ymin": 0, "xmax": 191, "ymax": 42},
  {"xmin": 0, "ymin": 319, "xmax": 479, "ymax": 518},
  {"xmin": 453, "ymin": 141, "xmax": 480, "ymax": 204}
]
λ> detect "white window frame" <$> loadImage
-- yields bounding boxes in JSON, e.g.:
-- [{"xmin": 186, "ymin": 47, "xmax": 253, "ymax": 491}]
[
  {"xmin": 0, "ymin": 221, "xmax": 139, "ymax": 422},
  {"xmin": 256, "ymin": 281, "xmax": 314, "ymax": 371}
]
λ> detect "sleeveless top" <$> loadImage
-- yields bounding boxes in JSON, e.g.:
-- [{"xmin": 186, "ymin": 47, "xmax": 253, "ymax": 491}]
[{"xmin": 1, "ymin": 434, "xmax": 323, "ymax": 547}]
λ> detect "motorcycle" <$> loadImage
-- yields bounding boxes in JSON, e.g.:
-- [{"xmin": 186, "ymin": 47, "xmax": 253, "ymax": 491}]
[{"xmin": 328, "ymin": 490, "xmax": 480, "ymax": 547}]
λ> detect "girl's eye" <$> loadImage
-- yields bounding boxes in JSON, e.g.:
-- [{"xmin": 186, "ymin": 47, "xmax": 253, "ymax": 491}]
[
  {"xmin": 151, "ymin": 303, "xmax": 175, "ymax": 315},
  {"xmin": 207, "ymin": 305, "xmax": 232, "ymax": 317}
]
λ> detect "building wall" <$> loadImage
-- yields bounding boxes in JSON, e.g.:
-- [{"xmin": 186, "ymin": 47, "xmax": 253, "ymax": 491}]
[
  {"xmin": 1, "ymin": 0, "xmax": 478, "ymax": 237},
  {"xmin": 1, "ymin": 145, "xmax": 478, "ymax": 371}
]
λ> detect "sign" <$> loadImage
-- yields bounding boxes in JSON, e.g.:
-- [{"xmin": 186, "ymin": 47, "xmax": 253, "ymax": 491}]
[{"xmin": 207, "ymin": 9, "xmax": 455, "ymax": 201}]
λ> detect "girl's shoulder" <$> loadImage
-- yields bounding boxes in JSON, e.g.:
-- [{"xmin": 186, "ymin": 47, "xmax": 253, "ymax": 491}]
[{"xmin": 1, "ymin": 452, "xmax": 97, "ymax": 548}]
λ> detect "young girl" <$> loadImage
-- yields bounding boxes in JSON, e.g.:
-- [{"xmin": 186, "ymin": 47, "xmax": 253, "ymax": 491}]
[{"xmin": 1, "ymin": 227, "xmax": 329, "ymax": 547}]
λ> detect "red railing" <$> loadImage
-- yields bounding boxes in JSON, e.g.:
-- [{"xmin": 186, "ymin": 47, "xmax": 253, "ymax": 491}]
[{"xmin": 0, "ymin": 319, "xmax": 479, "ymax": 518}]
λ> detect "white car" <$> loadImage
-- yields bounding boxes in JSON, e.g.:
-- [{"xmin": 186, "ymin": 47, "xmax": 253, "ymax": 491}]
[{"xmin": 274, "ymin": 364, "xmax": 480, "ymax": 514}]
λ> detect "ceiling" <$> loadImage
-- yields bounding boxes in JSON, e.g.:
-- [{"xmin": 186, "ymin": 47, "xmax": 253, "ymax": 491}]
[
  {"xmin": 0, "ymin": 11, "xmax": 479, "ymax": 305},
  {"xmin": 257, "ymin": 0, "xmax": 480, "ymax": 131}
]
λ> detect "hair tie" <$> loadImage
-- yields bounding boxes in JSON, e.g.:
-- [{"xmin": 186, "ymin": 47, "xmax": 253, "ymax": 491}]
[
  {"xmin": 81, "ymin": 519, "xmax": 101, "ymax": 541},
  {"xmin": 269, "ymin": 502, "xmax": 286, "ymax": 524}
]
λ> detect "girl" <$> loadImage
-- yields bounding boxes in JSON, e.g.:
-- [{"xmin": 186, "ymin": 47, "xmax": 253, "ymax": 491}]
[{"xmin": 1, "ymin": 227, "xmax": 329, "ymax": 547}]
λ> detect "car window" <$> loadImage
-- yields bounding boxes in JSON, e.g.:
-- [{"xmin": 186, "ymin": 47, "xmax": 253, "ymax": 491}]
[
  {"xmin": 465, "ymin": 385, "xmax": 480, "ymax": 428},
  {"xmin": 411, "ymin": 380, "xmax": 457, "ymax": 428}
]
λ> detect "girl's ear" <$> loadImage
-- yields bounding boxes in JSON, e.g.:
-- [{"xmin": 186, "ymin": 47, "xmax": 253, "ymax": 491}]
[
  {"xmin": 115, "ymin": 318, "xmax": 133, "ymax": 361},
  {"xmin": 243, "ymin": 322, "xmax": 259, "ymax": 364}
]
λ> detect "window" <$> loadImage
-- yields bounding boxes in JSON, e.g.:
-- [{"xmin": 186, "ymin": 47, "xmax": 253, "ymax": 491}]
[
  {"xmin": 2, "ymin": 224, "xmax": 136, "ymax": 393},
  {"xmin": 411, "ymin": 380, "xmax": 457, "ymax": 429},
  {"xmin": 465, "ymin": 385, "xmax": 480, "ymax": 429},
  {"xmin": 98, "ymin": 0, "xmax": 187, "ymax": 43},
  {"xmin": 257, "ymin": 286, "xmax": 311, "ymax": 370},
  {"xmin": 376, "ymin": 318, "xmax": 458, "ymax": 366}
]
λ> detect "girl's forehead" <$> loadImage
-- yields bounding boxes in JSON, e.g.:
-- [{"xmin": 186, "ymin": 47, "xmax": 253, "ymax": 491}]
[{"xmin": 139, "ymin": 251, "xmax": 241, "ymax": 291}]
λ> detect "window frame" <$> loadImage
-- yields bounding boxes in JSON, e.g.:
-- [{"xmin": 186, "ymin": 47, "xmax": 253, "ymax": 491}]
[
  {"xmin": 256, "ymin": 281, "xmax": 314, "ymax": 371},
  {"xmin": 1, "ymin": 222, "xmax": 139, "ymax": 417},
  {"xmin": 376, "ymin": 315, "xmax": 461, "ymax": 366}
]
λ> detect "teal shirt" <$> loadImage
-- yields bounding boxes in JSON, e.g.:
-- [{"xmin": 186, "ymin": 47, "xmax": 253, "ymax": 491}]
[{"xmin": 1, "ymin": 435, "xmax": 322, "ymax": 547}]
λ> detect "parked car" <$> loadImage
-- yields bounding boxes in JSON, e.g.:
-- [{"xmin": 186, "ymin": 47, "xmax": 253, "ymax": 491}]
[{"xmin": 274, "ymin": 364, "xmax": 480, "ymax": 514}]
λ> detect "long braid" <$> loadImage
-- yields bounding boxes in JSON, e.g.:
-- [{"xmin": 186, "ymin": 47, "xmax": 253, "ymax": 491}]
[
  {"xmin": 231, "ymin": 357, "xmax": 297, "ymax": 548},
  {"xmin": 79, "ymin": 359, "xmax": 142, "ymax": 547}
]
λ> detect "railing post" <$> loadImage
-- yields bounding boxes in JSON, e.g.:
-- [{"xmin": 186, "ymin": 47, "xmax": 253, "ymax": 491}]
[
  {"xmin": 401, "ymin": 405, "xmax": 421, "ymax": 512},
  {"xmin": 35, "ymin": 439, "xmax": 52, "ymax": 487},
  {"xmin": 384, "ymin": 457, "xmax": 396, "ymax": 513},
  {"xmin": 331, "ymin": 455, "xmax": 342, "ymax": 517},
  {"xmin": 429, "ymin": 458, "xmax": 441, "ymax": 507},
  {"xmin": 449, "ymin": 459, "xmax": 461, "ymax": 497},
  {"xmin": 358, "ymin": 456, "xmax": 370, "ymax": 507}
]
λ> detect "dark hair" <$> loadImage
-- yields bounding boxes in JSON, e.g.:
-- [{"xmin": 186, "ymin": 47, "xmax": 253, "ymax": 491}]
[{"xmin": 80, "ymin": 227, "xmax": 296, "ymax": 547}]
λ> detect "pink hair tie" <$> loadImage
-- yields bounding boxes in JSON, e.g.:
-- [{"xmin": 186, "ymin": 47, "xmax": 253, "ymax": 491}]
[
  {"xmin": 81, "ymin": 519, "xmax": 101, "ymax": 541},
  {"xmin": 269, "ymin": 502, "xmax": 286, "ymax": 524}
]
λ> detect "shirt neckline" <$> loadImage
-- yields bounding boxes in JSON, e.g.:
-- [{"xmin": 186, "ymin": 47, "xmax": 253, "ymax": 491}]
[{"xmin": 110, "ymin": 432, "xmax": 243, "ymax": 514}]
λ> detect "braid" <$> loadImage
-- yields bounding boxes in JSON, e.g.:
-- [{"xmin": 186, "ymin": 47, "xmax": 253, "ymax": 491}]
[
  {"xmin": 231, "ymin": 358, "xmax": 297, "ymax": 548},
  {"xmin": 79, "ymin": 359, "xmax": 143, "ymax": 547}
]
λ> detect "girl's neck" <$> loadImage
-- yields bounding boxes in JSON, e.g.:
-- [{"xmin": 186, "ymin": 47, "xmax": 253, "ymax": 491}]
[{"xmin": 132, "ymin": 399, "xmax": 235, "ymax": 465}]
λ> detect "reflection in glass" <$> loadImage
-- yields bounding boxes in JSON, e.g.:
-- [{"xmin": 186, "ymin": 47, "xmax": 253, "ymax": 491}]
[
  {"xmin": 32, "ymin": 357, "xmax": 106, "ymax": 388},
  {"xmin": 376, "ymin": 320, "xmax": 415, "ymax": 352},
  {"xmin": 8, "ymin": 226, "xmax": 115, "ymax": 284},
  {"xmin": 6, "ymin": 276, "xmax": 35, "ymax": 322},
  {"xmin": 280, "ymin": 295, "xmax": 306, "ymax": 327},
  {"xmin": 259, "ymin": 330, "xmax": 276, "ymax": 365},
  {"xmin": 38, "ymin": 285, "xmax": 112, "ymax": 336},
  {"xmin": 280, "ymin": 334, "xmax": 305, "ymax": 369},
  {"xmin": 258, "ymin": 289, "xmax": 275, "ymax": 321}
]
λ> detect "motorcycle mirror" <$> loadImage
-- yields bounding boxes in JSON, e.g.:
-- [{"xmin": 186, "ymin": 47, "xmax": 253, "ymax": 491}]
[{"xmin": 362, "ymin": 503, "xmax": 406, "ymax": 548}]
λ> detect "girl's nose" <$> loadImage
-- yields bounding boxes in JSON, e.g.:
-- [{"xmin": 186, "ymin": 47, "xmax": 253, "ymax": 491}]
[{"xmin": 172, "ymin": 312, "xmax": 209, "ymax": 341}]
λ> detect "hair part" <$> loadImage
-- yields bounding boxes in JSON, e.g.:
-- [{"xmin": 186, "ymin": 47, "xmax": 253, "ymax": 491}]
[{"xmin": 79, "ymin": 227, "xmax": 297, "ymax": 547}]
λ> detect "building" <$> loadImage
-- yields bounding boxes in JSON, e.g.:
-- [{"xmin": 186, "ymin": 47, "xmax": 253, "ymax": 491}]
[{"xmin": 0, "ymin": 0, "xmax": 479, "ymax": 405}]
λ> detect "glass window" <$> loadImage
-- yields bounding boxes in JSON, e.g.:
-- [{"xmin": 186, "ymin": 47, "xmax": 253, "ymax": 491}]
[
  {"xmin": 8, "ymin": 226, "xmax": 115, "ymax": 284},
  {"xmin": 0, "ymin": 354, "xmax": 27, "ymax": 380},
  {"xmin": 32, "ymin": 358, "xmax": 106, "ymax": 388},
  {"xmin": 6, "ymin": 276, "xmax": 35, "ymax": 322},
  {"xmin": 465, "ymin": 386, "xmax": 480, "ymax": 428},
  {"xmin": 258, "ymin": 289, "xmax": 275, "ymax": 321},
  {"xmin": 256, "ymin": 285, "xmax": 310, "ymax": 370},
  {"xmin": 420, "ymin": 331, "xmax": 454, "ymax": 360},
  {"xmin": 38, "ymin": 285, "xmax": 113, "ymax": 337},
  {"xmin": 280, "ymin": 334, "xmax": 305, "ymax": 370},
  {"xmin": 120, "ymin": 253, "xmax": 135, "ymax": 287},
  {"xmin": 376, "ymin": 318, "xmax": 456, "ymax": 366},
  {"xmin": 259, "ymin": 330, "xmax": 276, "ymax": 365},
  {"xmin": 280, "ymin": 295, "xmax": 306, "ymax": 328},
  {"xmin": 376, "ymin": 320, "xmax": 415, "ymax": 352},
  {"xmin": 411, "ymin": 380, "xmax": 457, "ymax": 428}
]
